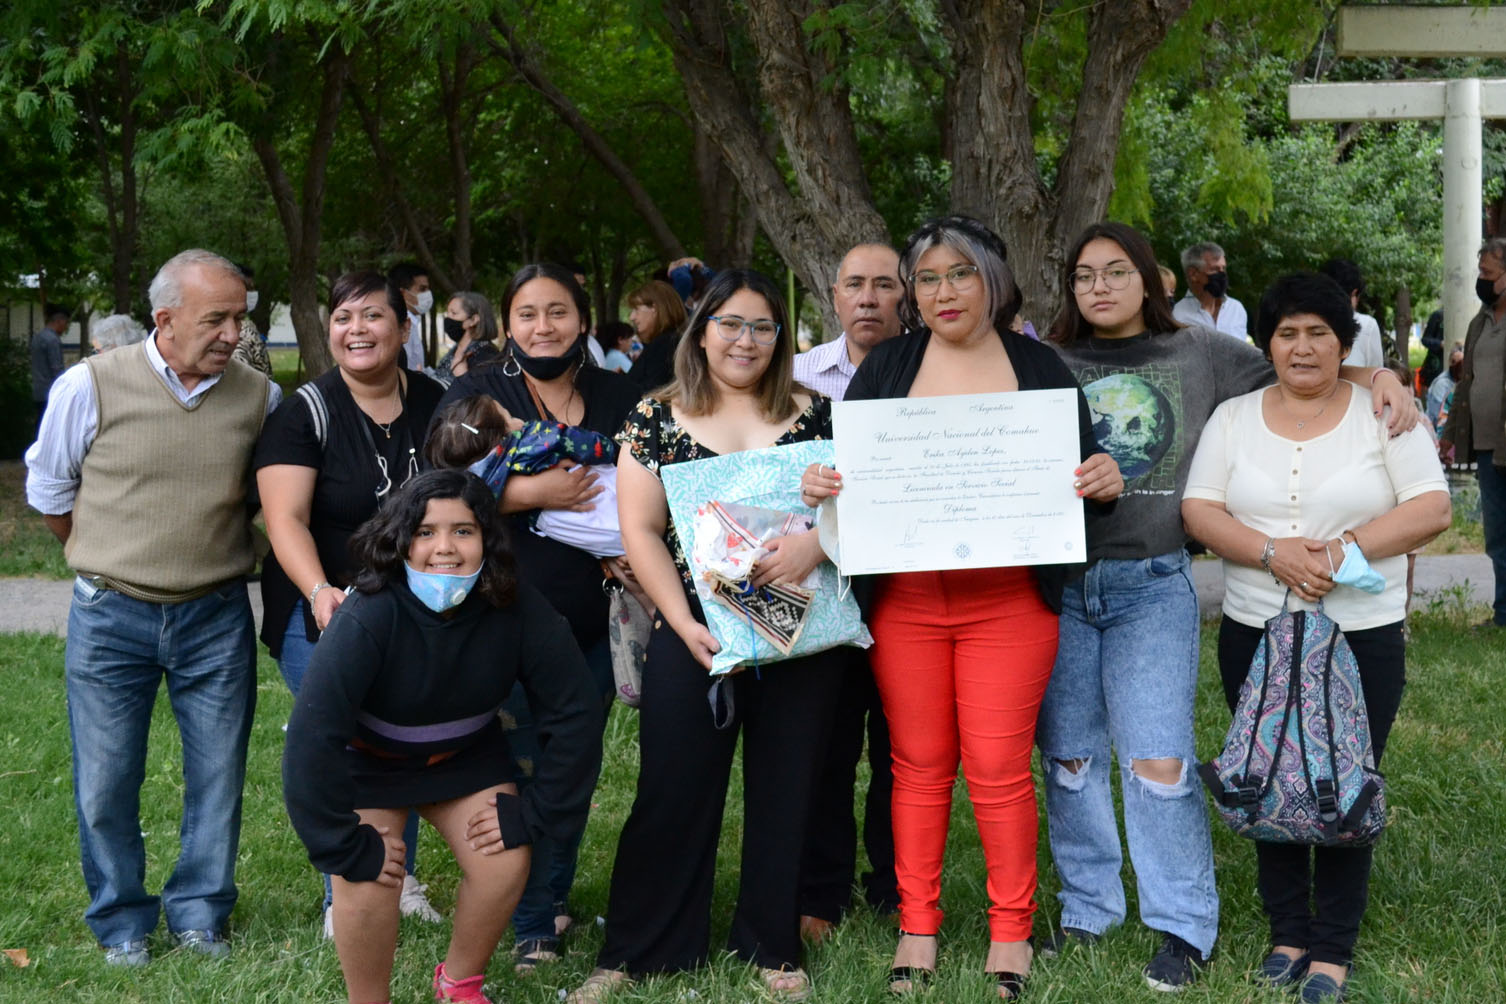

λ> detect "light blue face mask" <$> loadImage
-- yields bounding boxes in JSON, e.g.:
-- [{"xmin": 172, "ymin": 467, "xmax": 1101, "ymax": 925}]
[
  {"xmin": 404, "ymin": 562, "xmax": 482, "ymax": 612},
  {"xmin": 1331, "ymin": 539, "xmax": 1385, "ymax": 595}
]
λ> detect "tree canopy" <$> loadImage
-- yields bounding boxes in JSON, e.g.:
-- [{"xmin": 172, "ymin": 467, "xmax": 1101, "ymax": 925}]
[{"xmin": 1, "ymin": 0, "xmax": 1498, "ymax": 366}]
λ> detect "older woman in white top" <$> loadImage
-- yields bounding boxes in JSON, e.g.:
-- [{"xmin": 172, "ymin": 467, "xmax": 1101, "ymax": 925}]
[{"xmin": 1182, "ymin": 272, "xmax": 1449, "ymax": 1004}]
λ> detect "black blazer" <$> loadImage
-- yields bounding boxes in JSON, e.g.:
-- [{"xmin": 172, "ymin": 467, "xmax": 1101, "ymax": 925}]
[{"xmin": 845, "ymin": 328, "xmax": 1108, "ymax": 614}]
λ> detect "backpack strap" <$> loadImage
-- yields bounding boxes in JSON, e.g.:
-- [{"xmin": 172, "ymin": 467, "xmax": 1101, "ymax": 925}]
[
  {"xmin": 1316, "ymin": 622, "xmax": 1345, "ymax": 839},
  {"xmin": 1340, "ymin": 777, "xmax": 1382, "ymax": 831},
  {"xmin": 295, "ymin": 381, "xmax": 329, "ymax": 452}
]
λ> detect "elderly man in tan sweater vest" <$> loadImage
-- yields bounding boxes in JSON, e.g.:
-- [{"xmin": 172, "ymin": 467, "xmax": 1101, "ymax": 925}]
[{"xmin": 24, "ymin": 249, "xmax": 282, "ymax": 966}]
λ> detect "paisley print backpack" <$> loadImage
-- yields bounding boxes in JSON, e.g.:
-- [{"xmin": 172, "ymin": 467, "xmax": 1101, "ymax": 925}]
[{"xmin": 1198, "ymin": 598, "xmax": 1388, "ymax": 846}]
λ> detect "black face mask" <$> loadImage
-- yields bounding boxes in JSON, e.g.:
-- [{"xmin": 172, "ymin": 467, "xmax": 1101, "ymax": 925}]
[
  {"xmin": 509, "ymin": 336, "xmax": 582, "ymax": 381},
  {"xmin": 1476, "ymin": 277, "xmax": 1501, "ymax": 306},
  {"xmin": 1204, "ymin": 271, "xmax": 1230, "ymax": 299},
  {"xmin": 442, "ymin": 316, "xmax": 466, "ymax": 342}
]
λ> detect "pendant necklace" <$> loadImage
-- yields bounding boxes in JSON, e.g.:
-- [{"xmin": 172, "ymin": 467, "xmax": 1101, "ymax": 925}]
[{"xmin": 1279, "ymin": 383, "xmax": 1339, "ymax": 431}]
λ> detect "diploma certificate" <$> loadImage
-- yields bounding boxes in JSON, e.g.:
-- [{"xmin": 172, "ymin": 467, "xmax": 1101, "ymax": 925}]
[{"xmin": 832, "ymin": 390, "xmax": 1085, "ymax": 574}]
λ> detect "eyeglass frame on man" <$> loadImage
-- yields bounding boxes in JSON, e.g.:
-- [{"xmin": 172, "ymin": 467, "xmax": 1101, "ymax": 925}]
[
  {"xmin": 909, "ymin": 264, "xmax": 981, "ymax": 295},
  {"xmin": 706, "ymin": 314, "xmax": 782, "ymax": 345}
]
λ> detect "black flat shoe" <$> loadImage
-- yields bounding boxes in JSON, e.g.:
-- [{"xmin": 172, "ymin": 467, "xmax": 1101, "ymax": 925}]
[{"xmin": 988, "ymin": 970, "xmax": 1027, "ymax": 1000}]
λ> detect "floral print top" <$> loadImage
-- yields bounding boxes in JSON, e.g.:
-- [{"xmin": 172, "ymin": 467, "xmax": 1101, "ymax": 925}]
[{"xmin": 615, "ymin": 394, "xmax": 833, "ymax": 591}]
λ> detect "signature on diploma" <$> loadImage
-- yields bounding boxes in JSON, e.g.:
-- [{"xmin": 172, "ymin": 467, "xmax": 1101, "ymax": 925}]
[
  {"xmin": 1013, "ymin": 525, "xmax": 1041, "ymax": 547},
  {"xmin": 902, "ymin": 520, "xmax": 922, "ymax": 547}
]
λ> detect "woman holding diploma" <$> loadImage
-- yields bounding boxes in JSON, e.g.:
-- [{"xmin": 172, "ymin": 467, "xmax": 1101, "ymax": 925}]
[
  {"xmin": 567, "ymin": 270, "xmax": 843, "ymax": 1003},
  {"xmin": 1037, "ymin": 225, "xmax": 1421, "ymax": 993},
  {"xmin": 803, "ymin": 216, "xmax": 1122, "ymax": 999}
]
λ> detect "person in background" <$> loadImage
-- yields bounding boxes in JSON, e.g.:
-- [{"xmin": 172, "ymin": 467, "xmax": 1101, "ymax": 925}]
[
  {"xmin": 598, "ymin": 320, "xmax": 637, "ymax": 373},
  {"xmin": 565, "ymin": 261, "xmax": 609, "ymax": 368},
  {"xmin": 433, "ymin": 291, "xmax": 501, "ymax": 387},
  {"xmin": 231, "ymin": 263, "xmax": 274, "ymax": 379},
  {"xmin": 256, "ymin": 270, "xmax": 448, "ymax": 935},
  {"xmin": 1158, "ymin": 264, "xmax": 1177, "ymax": 303},
  {"xmin": 791, "ymin": 242, "xmax": 904, "ymax": 944},
  {"xmin": 1427, "ymin": 346, "xmax": 1465, "ymax": 432},
  {"xmin": 1319, "ymin": 259, "xmax": 1385, "ymax": 368},
  {"xmin": 1419, "ymin": 308, "xmax": 1445, "ymax": 389},
  {"xmin": 388, "ymin": 261, "xmax": 433, "ymax": 371},
  {"xmin": 31, "ymin": 304, "xmax": 70, "ymax": 436},
  {"xmin": 1183, "ymin": 271, "xmax": 1449, "ymax": 1004},
  {"xmin": 24, "ymin": 248, "xmax": 281, "ymax": 965},
  {"xmin": 1440, "ymin": 237, "xmax": 1506, "ymax": 628},
  {"xmin": 1173, "ymin": 241, "xmax": 1247, "ymax": 339},
  {"xmin": 89, "ymin": 314, "xmax": 148, "ymax": 355},
  {"xmin": 627, "ymin": 279, "xmax": 690, "ymax": 393},
  {"xmin": 283, "ymin": 469, "xmax": 602, "ymax": 1004}
]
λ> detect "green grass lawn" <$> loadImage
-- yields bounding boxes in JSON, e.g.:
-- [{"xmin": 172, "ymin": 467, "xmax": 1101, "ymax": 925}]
[{"xmin": 0, "ymin": 609, "xmax": 1503, "ymax": 1003}]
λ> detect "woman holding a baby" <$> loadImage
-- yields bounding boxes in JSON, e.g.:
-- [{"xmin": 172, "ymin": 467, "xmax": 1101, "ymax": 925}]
[{"xmin": 428, "ymin": 262, "xmax": 640, "ymax": 967}]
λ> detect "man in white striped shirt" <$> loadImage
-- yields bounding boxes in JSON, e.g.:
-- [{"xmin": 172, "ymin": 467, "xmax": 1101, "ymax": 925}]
[
  {"xmin": 793, "ymin": 244, "xmax": 905, "ymax": 401},
  {"xmin": 794, "ymin": 242, "xmax": 905, "ymax": 942}
]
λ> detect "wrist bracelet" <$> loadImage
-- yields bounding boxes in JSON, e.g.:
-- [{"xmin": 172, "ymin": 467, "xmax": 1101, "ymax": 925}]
[
  {"xmin": 1259, "ymin": 538, "xmax": 1279, "ymax": 584},
  {"xmin": 1370, "ymin": 368, "xmax": 1391, "ymax": 385},
  {"xmin": 309, "ymin": 581, "xmax": 335, "ymax": 604}
]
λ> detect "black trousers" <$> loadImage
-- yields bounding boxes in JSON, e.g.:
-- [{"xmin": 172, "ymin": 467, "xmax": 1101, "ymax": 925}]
[
  {"xmin": 1217, "ymin": 616, "xmax": 1405, "ymax": 966},
  {"xmin": 797, "ymin": 646, "xmax": 897, "ymax": 921},
  {"xmin": 597, "ymin": 618, "xmax": 844, "ymax": 973}
]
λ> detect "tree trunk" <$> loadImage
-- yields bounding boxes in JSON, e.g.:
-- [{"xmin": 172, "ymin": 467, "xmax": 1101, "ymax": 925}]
[
  {"xmin": 941, "ymin": 0, "xmax": 1192, "ymax": 326},
  {"xmin": 437, "ymin": 45, "xmax": 476, "ymax": 291},
  {"xmin": 251, "ymin": 45, "xmax": 349, "ymax": 377},
  {"xmin": 487, "ymin": 12, "xmax": 687, "ymax": 263},
  {"xmin": 659, "ymin": 0, "xmax": 884, "ymax": 336},
  {"xmin": 348, "ymin": 86, "xmax": 457, "ymax": 294},
  {"xmin": 80, "ymin": 43, "xmax": 141, "ymax": 314},
  {"xmin": 1394, "ymin": 283, "xmax": 1412, "ymax": 373}
]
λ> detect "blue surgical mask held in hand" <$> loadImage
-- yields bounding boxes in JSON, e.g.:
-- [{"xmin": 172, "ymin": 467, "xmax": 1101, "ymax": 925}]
[
  {"xmin": 1330, "ymin": 539, "xmax": 1386, "ymax": 595},
  {"xmin": 405, "ymin": 562, "xmax": 483, "ymax": 612}
]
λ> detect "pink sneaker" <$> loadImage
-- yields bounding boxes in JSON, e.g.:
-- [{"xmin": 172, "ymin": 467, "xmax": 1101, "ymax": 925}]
[{"xmin": 434, "ymin": 962, "xmax": 493, "ymax": 1004}]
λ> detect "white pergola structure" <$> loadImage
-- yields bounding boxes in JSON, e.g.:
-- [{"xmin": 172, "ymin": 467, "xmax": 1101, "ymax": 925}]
[{"xmin": 1288, "ymin": 5, "xmax": 1506, "ymax": 350}]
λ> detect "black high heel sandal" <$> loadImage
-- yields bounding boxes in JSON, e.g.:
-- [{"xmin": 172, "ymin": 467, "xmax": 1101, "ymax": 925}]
[
  {"xmin": 987, "ymin": 970, "xmax": 1027, "ymax": 1000},
  {"xmin": 889, "ymin": 931, "xmax": 936, "ymax": 994}
]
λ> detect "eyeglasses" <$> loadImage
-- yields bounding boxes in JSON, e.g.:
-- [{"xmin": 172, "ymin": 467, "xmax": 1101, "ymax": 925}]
[
  {"xmin": 707, "ymin": 315, "xmax": 781, "ymax": 345},
  {"xmin": 1069, "ymin": 266, "xmax": 1137, "ymax": 293},
  {"xmin": 910, "ymin": 264, "xmax": 980, "ymax": 295}
]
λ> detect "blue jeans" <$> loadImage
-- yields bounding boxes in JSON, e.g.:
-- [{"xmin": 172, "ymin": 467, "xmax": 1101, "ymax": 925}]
[
  {"xmin": 279, "ymin": 601, "xmax": 418, "ymax": 908},
  {"xmin": 1476, "ymin": 452, "xmax": 1506, "ymax": 624},
  {"xmin": 506, "ymin": 635, "xmax": 613, "ymax": 943},
  {"xmin": 65, "ymin": 576, "xmax": 256, "ymax": 945},
  {"xmin": 1035, "ymin": 550, "xmax": 1219, "ymax": 955}
]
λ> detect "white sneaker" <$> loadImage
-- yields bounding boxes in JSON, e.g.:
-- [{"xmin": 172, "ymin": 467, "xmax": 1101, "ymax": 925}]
[
  {"xmin": 400, "ymin": 874, "xmax": 443, "ymax": 923},
  {"xmin": 322, "ymin": 905, "xmax": 334, "ymax": 941}
]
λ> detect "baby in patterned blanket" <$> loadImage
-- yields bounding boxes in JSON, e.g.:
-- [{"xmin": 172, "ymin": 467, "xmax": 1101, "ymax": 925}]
[{"xmin": 425, "ymin": 395, "xmax": 624, "ymax": 557}]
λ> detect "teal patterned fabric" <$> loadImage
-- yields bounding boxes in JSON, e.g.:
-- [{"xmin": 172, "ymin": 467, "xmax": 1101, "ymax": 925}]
[
  {"xmin": 661, "ymin": 440, "xmax": 873, "ymax": 675},
  {"xmin": 1199, "ymin": 600, "xmax": 1387, "ymax": 846}
]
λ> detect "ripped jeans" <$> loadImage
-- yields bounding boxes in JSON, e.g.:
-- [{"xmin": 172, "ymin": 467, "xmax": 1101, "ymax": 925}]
[{"xmin": 1035, "ymin": 549, "xmax": 1219, "ymax": 955}]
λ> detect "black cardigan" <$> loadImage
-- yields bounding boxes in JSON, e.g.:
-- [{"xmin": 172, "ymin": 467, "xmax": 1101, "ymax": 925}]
[{"xmin": 844, "ymin": 328, "xmax": 1108, "ymax": 613}]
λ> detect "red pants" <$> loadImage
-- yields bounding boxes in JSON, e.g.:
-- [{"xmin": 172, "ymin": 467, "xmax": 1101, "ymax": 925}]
[{"xmin": 869, "ymin": 567, "xmax": 1059, "ymax": 941}]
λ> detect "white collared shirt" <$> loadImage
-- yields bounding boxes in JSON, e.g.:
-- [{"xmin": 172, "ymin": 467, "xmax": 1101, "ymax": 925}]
[
  {"xmin": 1173, "ymin": 293, "xmax": 1249, "ymax": 341},
  {"xmin": 24, "ymin": 335, "xmax": 282, "ymax": 515},
  {"xmin": 793, "ymin": 333, "xmax": 857, "ymax": 401},
  {"xmin": 405, "ymin": 311, "xmax": 426, "ymax": 370}
]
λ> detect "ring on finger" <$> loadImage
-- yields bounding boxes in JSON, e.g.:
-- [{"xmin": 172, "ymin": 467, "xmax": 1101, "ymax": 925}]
[{"xmin": 1301, "ymin": 580, "xmax": 1310, "ymax": 591}]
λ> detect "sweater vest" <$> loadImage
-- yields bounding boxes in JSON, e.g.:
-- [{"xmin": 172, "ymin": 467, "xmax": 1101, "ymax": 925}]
[{"xmin": 66, "ymin": 342, "xmax": 269, "ymax": 602}]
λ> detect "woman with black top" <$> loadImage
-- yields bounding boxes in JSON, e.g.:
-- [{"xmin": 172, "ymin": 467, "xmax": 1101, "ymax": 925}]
[
  {"xmin": 800, "ymin": 217, "xmax": 1122, "ymax": 999},
  {"xmin": 255, "ymin": 270, "xmax": 447, "ymax": 930},
  {"xmin": 283, "ymin": 469, "xmax": 603, "ymax": 1004},
  {"xmin": 434, "ymin": 264, "xmax": 638, "ymax": 966},
  {"xmin": 567, "ymin": 270, "xmax": 843, "ymax": 1004}
]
